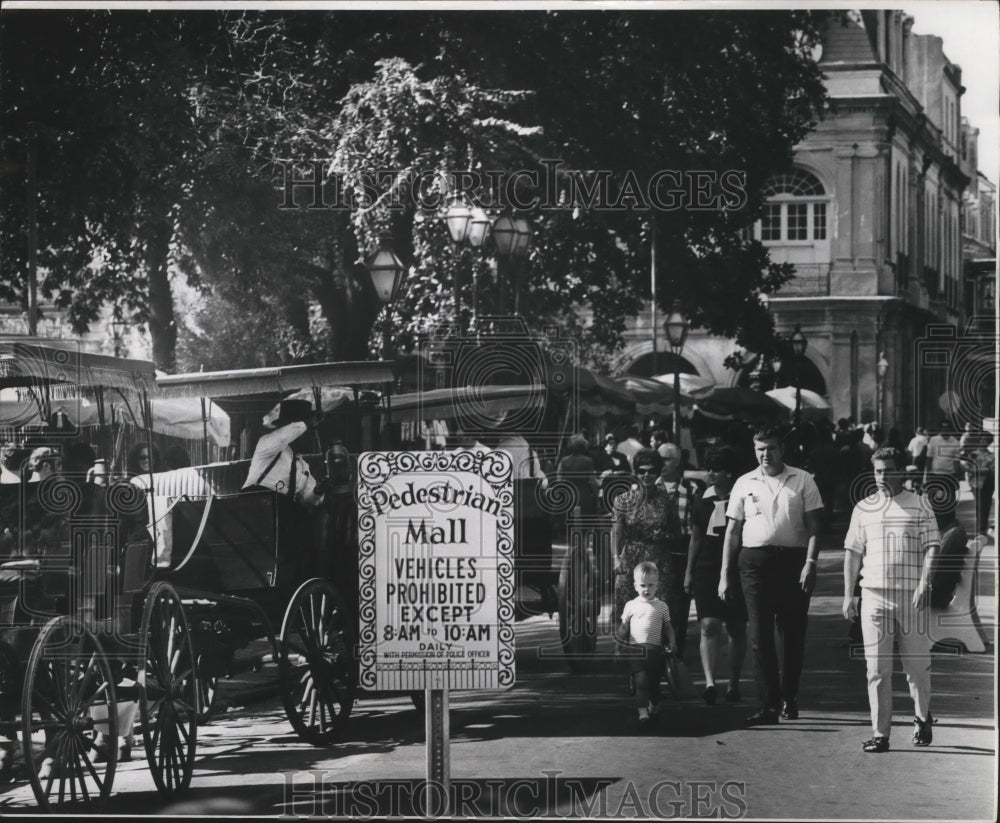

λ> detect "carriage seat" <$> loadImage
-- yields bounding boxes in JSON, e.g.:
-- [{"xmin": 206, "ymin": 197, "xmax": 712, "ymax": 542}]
[
  {"xmin": 132, "ymin": 456, "xmax": 325, "ymax": 567},
  {"xmin": 131, "ymin": 455, "xmax": 326, "ymax": 500},
  {"xmin": 131, "ymin": 461, "xmax": 249, "ymax": 567},
  {"xmin": 131, "ymin": 459, "xmax": 254, "ymax": 499}
]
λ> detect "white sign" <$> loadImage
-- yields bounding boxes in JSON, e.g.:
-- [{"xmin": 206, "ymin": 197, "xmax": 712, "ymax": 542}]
[{"xmin": 357, "ymin": 450, "xmax": 515, "ymax": 691}]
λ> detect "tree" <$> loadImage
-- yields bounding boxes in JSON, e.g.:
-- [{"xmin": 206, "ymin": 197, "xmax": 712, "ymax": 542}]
[
  {"xmin": 2, "ymin": 9, "xmax": 828, "ymax": 369},
  {"xmin": 181, "ymin": 10, "xmax": 827, "ymax": 363},
  {"xmin": 407, "ymin": 10, "xmax": 828, "ymax": 356},
  {"xmin": 1, "ymin": 10, "xmax": 227, "ymax": 369}
]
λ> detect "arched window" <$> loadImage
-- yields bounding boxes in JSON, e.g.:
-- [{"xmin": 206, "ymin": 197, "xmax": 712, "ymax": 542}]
[{"xmin": 755, "ymin": 168, "xmax": 829, "ymax": 243}]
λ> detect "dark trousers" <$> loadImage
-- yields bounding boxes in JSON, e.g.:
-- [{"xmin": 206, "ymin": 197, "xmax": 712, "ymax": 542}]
[
  {"xmin": 739, "ymin": 546, "xmax": 811, "ymax": 711},
  {"xmin": 973, "ymin": 471, "xmax": 995, "ymax": 537},
  {"xmin": 667, "ymin": 553, "xmax": 692, "ymax": 660}
]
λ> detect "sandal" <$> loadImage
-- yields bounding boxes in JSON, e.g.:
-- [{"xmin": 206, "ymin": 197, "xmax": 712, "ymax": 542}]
[{"xmin": 862, "ymin": 736, "xmax": 890, "ymax": 753}]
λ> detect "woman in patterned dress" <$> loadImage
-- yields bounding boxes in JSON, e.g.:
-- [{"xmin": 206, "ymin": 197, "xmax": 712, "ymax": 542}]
[{"xmin": 612, "ymin": 448, "xmax": 680, "ymax": 621}]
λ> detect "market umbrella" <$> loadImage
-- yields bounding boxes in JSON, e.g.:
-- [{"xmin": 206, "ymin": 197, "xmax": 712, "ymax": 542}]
[
  {"xmin": 695, "ymin": 386, "xmax": 789, "ymax": 423},
  {"xmin": 555, "ymin": 368, "xmax": 635, "ymax": 417},
  {"xmin": 386, "ymin": 384, "xmax": 547, "ymax": 424},
  {"xmin": 651, "ymin": 372, "xmax": 716, "ymax": 400},
  {"xmin": 584, "ymin": 372, "xmax": 636, "ymax": 415},
  {"xmin": 612, "ymin": 375, "xmax": 680, "ymax": 416},
  {"xmin": 765, "ymin": 387, "xmax": 832, "ymax": 420}
]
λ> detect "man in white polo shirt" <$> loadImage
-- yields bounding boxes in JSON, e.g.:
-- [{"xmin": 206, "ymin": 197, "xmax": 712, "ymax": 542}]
[
  {"xmin": 843, "ymin": 446, "xmax": 940, "ymax": 753},
  {"xmin": 719, "ymin": 426, "xmax": 824, "ymax": 725}
]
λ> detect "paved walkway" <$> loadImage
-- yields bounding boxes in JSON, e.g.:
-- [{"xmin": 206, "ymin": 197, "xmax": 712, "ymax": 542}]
[{"xmin": 1, "ymin": 487, "xmax": 993, "ymax": 819}]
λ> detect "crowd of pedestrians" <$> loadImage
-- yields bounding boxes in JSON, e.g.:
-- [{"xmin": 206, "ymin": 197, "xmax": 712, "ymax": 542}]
[{"xmin": 543, "ymin": 413, "xmax": 992, "ymax": 751}]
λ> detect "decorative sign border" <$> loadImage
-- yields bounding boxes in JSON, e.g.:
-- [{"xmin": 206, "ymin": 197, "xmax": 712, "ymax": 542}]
[{"xmin": 357, "ymin": 450, "xmax": 515, "ymax": 691}]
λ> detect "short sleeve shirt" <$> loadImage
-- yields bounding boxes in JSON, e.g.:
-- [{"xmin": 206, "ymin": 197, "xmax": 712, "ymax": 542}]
[
  {"xmin": 621, "ymin": 596, "xmax": 671, "ymax": 645},
  {"xmin": 926, "ymin": 435, "xmax": 961, "ymax": 476},
  {"xmin": 726, "ymin": 466, "xmax": 823, "ymax": 548},
  {"xmin": 844, "ymin": 489, "xmax": 940, "ymax": 590}
]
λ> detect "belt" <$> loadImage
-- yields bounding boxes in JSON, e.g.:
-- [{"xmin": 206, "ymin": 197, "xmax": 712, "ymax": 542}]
[{"xmin": 747, "ymin": 544, "xmax": 805, "ymax": 553}]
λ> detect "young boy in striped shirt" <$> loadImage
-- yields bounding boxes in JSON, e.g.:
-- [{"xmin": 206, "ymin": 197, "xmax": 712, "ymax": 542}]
[{"xmin": 618, "ymin": 561, "xmax": 676, "ymax": 729}]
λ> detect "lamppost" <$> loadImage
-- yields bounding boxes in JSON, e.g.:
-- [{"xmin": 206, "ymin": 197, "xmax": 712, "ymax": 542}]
[
  {"xmin": 491, "ymin": 210, "xmax": 532, "ymax": 314},
  {"xmin": 748, "ymin": 354, "xmax": 776, "ymax": 393},
  {"xmin": 790, "ymin": 323, "xmax": 808, "ymax": 428},
  {"xmin": 877, "ymin": 351, "xmax": 889, "ymax": 426},
  {"xmin": 365, "ymin": 231, "xmax": 407, "ymax": 360},
  {"xmin": 110, "ymin": 319, "xmax": 127, "ymax": 358},
  {"xmin": 664, "ymin": 300, "xmax": 689, "ymax": 447},
  {"xmin": 443, "ymin": 195, "xmax": 492, "ymax": 328}
]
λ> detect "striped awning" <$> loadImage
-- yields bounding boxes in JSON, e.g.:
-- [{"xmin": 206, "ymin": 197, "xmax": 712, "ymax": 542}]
[
  {"xmin": 0, "ymin": 341, "xmax": 157, "ymax": 394},
  {"xmin": 386, "ymin": 384, "xmax": 546, "ymax": 423},
  {"xmin": 157, "ymin": 361, "xmax": 396, "ymax": 399}
]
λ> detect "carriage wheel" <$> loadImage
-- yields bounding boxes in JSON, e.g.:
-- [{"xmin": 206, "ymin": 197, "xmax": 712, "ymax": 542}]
[
  {"xmin": 21, "ymin": 616, "xmax": 117, "ymax": 812},
  {"xmin": 0, "ymin": 642, "xmax": 20, "ymax": 784},
  {"xmin": 139, "ymin": 582, "xmax": 198, "ymax": 797},
  {"xmin": 279, "ymin": 578, "xmax": 356, "ymax": 746},
  {"xmin": 558, "ymin": 543, "xmax": 599, "ymax": 672},
  {"xmin": 194, "ymin": 655, "xmax": 218, "ymax": 724}
]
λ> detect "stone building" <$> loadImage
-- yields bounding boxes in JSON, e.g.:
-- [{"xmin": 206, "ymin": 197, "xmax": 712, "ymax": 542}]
[
  {"xmin": 961, "ymin": 117, "xmax": 997, "ymax": 320},
  {"xmin": 621, "ymin": 10, "xmax": 995, "ymax": 437}
]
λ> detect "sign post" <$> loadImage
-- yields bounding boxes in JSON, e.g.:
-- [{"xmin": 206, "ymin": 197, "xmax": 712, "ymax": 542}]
[
  {"xmin": 425, "ymin": 686, "xmax": 449, "ymax": 816},
  {"xmin": 357, "ymin": 450, "xmax": 516, "ymax": 816}
]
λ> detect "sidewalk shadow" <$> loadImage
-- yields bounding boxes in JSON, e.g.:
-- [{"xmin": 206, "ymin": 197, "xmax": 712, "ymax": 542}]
[{"xmin": 124, "ymin": 775, "xmax": 637, "ymax": 819}]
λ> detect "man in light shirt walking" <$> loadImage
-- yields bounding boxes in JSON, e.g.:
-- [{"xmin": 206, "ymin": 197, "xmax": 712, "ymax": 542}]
[
  {"xmin": 719, "ymin": 426, "xmax": 824, "ymax": 725},
  {"xmin": 843, "ymin": 446, "xmax": 940, "ymax": 753}
]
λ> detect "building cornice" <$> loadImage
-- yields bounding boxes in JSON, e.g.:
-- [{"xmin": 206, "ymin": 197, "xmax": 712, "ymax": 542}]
[{"xmin": 824, "ymin": 94, "xmax": 969, "ymax": 191}]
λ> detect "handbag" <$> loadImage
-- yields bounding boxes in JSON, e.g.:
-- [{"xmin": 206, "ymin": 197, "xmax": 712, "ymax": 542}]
[{"xmin": 663, "ymin": 650, "xmax": 697, "ymax": 700}]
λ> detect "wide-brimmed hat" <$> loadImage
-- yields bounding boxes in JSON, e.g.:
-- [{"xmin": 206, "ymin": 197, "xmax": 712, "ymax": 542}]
[{"xmin": 269, "ymin": 399, "xmax": 313, "ymax": 429}]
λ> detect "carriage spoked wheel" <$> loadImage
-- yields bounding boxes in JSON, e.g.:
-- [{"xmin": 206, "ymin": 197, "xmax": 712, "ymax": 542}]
[
  {"xmin": 558, "ymin": 542, "xmax": 599, "ymax": 673},
  {"xmin": 279, "ymin": 578, "xmax": 356, "ymax": 746},
  {"xmin": 0, "ymin": 641, "xmax": 20, "ymax": 784},
  {"xmin": 138, "ymin": 582, "xmax": 198, "ymax": 797},
  {"xmin": 194, "ymin": 655, "xmax": 219, "ymax": 724},
  {"xmin": 20, "ymin": 616, "xmax": 118, "ymax": 812}
]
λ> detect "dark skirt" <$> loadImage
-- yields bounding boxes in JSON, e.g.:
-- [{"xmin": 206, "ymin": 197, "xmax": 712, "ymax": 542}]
[{"xmin": 693, "ymin": 563, "xmax": 748, "ymax": 622}]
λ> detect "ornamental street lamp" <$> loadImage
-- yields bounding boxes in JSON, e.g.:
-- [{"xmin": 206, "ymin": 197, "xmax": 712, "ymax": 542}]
[
  {"xmin": 748, "ymin": 354, "xmax": 776, "ymax": 393},
  {"xmin": 110, "ymin": 319, "xmax": 127, "ymax": 358},
  {"xmin": 443, "ymin": 196, "xmax": 495, "ymax": 330},
  {"xmin": 790, "ymin": 323, "xmax": 808, "ymax": 428},
  {"xmin": 664, "ymin": 300, "xmax": 689, "ymax": 447},
  {"xmin": 365, "ymin": 231, "xmax": 407, "ymax": 360},
  {"xmin": 491, "ymin": 210, "xmax": 532, "ymax": 314},
  {"xmin": 443, "ymin": 194, "xmax": 472, "ymax": 244},
  {"xmin": 491, "ymin": 211, "xmax": 517, "ymax": 315},
  {"xmin": 444, "ymin": 195, "xmax": 472, "ymax": 330},
  {"xmin": 511, "ymin": 215, "xmax": 532, "ymax": 313},
  {"xmin": 466, "ymin": 207, "xmax": 492, "ymax": 249},
  {"xmin": 877, "ymin": 351, "xmax": 889, "ymax": 426}
]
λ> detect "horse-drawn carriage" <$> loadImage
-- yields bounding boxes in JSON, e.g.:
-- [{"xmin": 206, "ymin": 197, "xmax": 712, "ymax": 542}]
[
  {"xmin": 1, "ymin": 342, "xmax": 599, "ymax": 810},
  {"xmin": 0, "ymin": 341, "xmax": 198, "ymax": 810}
]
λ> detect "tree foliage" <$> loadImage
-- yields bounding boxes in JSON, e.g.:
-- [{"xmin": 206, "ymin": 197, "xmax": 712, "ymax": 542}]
[
  {"xmin": 1, "ymin": 9, "xmax": 828, "ymax": 371},
  {"xmin": 0, "ymin": 11, "xmax": 230, "ymax": 368}
]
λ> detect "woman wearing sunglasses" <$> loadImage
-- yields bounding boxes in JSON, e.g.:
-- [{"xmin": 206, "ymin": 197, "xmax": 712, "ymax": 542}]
[{"xmin": 611, "ymin": 448, "xmax": 681, "ymax": 623}]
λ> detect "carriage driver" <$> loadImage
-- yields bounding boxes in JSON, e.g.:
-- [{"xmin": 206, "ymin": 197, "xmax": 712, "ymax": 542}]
[{"xmin": 242, "ymin": 398, "xmax": 328, "ymax": 506}]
